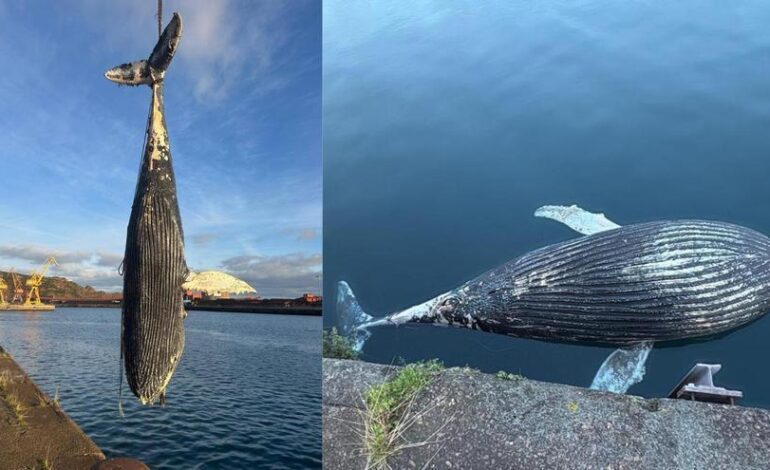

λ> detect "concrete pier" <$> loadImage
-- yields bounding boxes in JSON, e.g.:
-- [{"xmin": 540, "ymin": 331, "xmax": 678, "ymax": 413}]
[
  {"xmin": 323, "ymin": 358, "xmax": 770, "ymax": 469},
  {"xmin": 0, "ymin": 345, "xmax": 104, "ymax": 469}
]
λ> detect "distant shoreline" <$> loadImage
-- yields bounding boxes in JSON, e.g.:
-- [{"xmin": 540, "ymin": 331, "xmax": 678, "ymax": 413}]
[
  {"xmin": 50, "ymin": 302, "xmax": 120, "ymax": 309},
  {"xmin": 185, "ymin": 304, "xmax": 322, "ymax": 316},
  {"xmin": 47, "ymin": 300, "xmax": 322, "ymax": 316}
]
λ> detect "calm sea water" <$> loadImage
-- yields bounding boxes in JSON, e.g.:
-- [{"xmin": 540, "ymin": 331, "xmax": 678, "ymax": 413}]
[
  {"xmin": 0, "ymin": 308, "xmax": 321, "ymax": 469},
  {"xmin": 323, "ymin": 1, "xmax": 770, "ymax": 408}
]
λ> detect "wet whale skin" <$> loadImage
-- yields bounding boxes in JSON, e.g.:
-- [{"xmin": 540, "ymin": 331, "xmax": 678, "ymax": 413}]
[{"xmin": 460, "ymin": 220, "xmax": 770, "ymax": 345}]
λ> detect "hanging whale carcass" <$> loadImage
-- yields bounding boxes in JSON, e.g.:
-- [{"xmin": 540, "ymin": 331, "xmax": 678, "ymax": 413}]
[{"xmin": 105, "ymin": 12, "xmax": 188, "ymax": 405}]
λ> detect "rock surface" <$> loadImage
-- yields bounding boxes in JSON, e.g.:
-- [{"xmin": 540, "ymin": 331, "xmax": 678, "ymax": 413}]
[{"xmin": 323, "ymin": 358, "xmax": 770, "ymax": 469}]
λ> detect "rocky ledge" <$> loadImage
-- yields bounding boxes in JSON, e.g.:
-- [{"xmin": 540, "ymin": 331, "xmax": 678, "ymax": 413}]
[{"xmin": 323, "ymin": 358, "xmax": 770, "ymax": 469}]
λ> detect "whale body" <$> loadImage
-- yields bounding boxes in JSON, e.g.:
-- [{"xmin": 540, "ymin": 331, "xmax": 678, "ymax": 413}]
[
  {"xmin": 339, "ymin": 210, "xmax": 770, "ymax": 392},
  {"xmin": 107, "ymin": 13, "xmax": 188, "ymax": 405},
  {"xmin": 446, "ymin": 219, "xmax": 770, "ymax": 345}
]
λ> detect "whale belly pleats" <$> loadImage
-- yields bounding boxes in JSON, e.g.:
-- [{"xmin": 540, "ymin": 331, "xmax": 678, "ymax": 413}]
[
  {"xmin": 484, "ymin": 221, "xmax": 770, "ymax": 344},
  {"xmin": 108, "ymin": 12, "xmax": 187, "ymax": 406},
  {"xmin": 122, "ymin": 190, "xmax": 186, "ymax": 404}
]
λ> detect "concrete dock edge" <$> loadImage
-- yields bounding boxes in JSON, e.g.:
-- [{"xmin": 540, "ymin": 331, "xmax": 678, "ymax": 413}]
[
  {"xmin": 323, "ymin": 358, "xmax": 770, "ymax": 469},
  {"xmin": 0, "ymin": 345, "xmax": 105, "ymax": 469}
]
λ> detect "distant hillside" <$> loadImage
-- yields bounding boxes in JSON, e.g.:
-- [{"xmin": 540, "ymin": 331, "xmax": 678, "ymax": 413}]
[{"xmin": 0, "ymin": 271, "xmax": 117, "ymax": 300}]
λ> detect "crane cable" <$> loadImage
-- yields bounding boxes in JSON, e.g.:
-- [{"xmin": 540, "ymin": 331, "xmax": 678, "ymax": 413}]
[{"xmin": 157, "ymin": 0, "xmax": 163, "ymax": 37}]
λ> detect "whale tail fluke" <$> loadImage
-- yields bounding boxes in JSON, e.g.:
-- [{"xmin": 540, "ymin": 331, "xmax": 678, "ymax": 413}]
[
  {"xmin": 105, "ymin": 60, "xmax": 153, "ymax": 86},
  {"xmin": 148, "ymin": 12, "xmax": 183, "ymax": 73},
  {"xmin": 104, "ymin": 12, "xmax": 183, "ymax": 86},
  {"xmin": 337, "ymin": 281, "xmax": 374, "ymax": 352}
]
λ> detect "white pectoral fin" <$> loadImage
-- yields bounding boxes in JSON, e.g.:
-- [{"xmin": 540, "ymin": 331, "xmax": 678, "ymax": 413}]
[
  {"xmin": 590, "ymin": 341, "xmax": 654, "ymax": 393},
  {"xmin": 535, "ymin": 204, "xmax": 621, "ymax": 235}
]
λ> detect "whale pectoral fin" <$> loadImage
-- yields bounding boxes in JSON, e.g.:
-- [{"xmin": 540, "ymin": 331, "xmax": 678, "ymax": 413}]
[
  {"xmin": 590, "ymin": 341, "xmax": 653, "ymax": 393},
  {"xmin": 535, "ymin": 204, "xmax": 621, "ymax": 235}
]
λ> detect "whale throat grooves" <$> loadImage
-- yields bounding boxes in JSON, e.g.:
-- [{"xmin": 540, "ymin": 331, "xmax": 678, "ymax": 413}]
[
  {"xmin": 472, "ymin": 220, "xmax": 770, "ymax": 345},
  {"xmin": 121, "ymin": 81, "xmax": 187, "ymax": 405}
]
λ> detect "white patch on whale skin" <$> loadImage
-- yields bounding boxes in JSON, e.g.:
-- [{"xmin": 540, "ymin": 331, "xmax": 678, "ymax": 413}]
[
  {"xmin": 356, "ymin": 292, "xmax": 454, "ymax": 330},
  {"xmin": 619, "ymin": 245, "xmax": 750, "ymax": 280},
  {"xmin": 511, "ymin": 266, "xmax": 567, "ymax": 297},
  {"xmin": 387, "ymin": 293, "xmax": 451, "ymax": 325}
]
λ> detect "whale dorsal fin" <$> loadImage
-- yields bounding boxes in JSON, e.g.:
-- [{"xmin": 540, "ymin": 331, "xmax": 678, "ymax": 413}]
[{"xmin": 535, "ymin": 204, "xmax": 620, "ymax": 235}]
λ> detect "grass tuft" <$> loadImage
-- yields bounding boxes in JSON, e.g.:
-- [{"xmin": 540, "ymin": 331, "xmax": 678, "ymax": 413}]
[
  {"xmin": 0, "ymin": 370, "xmax": 11, "ymax": 390},
  {"xmin": 363, "ymin": 360, "xmax": 443, "ymax": 469},
  {"xmin": 34, "ymin": 388, "xmax": 60, "ymax": 411},
  {"xmin": 6, "ymin": 392, "xmax": 28, "ymax": 426},
  {"xmin": 0, "ymin": 370, "xmax": 28, "ymax": 426},
  {"xmin": 495, "ymin": 371, "xmax": 522, "ymax": 382},
  {"xmin": 37, "ymin": 456, "xmax": 53, "ymax": 470},
  {"xmin": 323, "ymin": 327, "xmax": 360, "ymax": 360}
]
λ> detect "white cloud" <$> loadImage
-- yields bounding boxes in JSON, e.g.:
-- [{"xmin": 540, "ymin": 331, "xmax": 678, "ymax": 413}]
[
  {"xmin": 55, "ymin": 263, "xmax": 123, "ymax": 292},
  {"xmin": 95, "ymin": 251, "xmax": 124, "ymax": 268},
  {"xmin": 218, "ymin": 252, "xmax": 321, "ymax": 298},
  {"xmin": 0, "ymin": 244, "xmax": 123, "ymax": 292},
  {"xmin": 0, "ymin": 245, "xmax": 91, "ymax": 265}
]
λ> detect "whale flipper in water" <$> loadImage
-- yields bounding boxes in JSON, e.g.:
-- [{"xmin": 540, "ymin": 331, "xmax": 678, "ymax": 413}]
[
  {"xmin": 589, "ymin": 341, "xmax": 654, "ymax": 393},
  {"xmin": 536, "ymin": 204, "xmax": 652, "ymax": 393}
]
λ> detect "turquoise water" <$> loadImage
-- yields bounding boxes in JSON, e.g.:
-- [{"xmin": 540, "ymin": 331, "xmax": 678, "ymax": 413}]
[
  {"xmin": 0, "ymin": 308, "xmax": 321, "ymax": 469},
  {"xmin": 324, "ymin": 1, "xmax": 770, "ymax": 407}
]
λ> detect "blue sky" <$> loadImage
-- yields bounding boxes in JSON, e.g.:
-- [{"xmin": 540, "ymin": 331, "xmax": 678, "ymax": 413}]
[{"xmin": 0, "ymin": 0, "xmax": 321, "ymax": 297}]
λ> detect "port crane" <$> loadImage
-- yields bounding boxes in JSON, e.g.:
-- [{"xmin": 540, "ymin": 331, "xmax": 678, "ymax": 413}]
[
  {"xmin": 9, "ymin": 269, "xmax": 25, "ymax": 303},
  {"xmin": 24, "ymin": 257, "xmax": 58, "ymax": 306}
]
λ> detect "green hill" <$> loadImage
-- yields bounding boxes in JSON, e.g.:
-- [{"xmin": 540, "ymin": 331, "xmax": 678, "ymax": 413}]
[{"xmin": 0, "ymin": 271, "xmax": 116, "ymax": 300}]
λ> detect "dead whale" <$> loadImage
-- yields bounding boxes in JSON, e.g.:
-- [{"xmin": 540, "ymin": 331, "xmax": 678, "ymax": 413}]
[
  {"xmin": 106, "ymin": 13, "xmax": 188, "ymax": 405},
  {"xmin": 339, "ymin": 205, "xmax": 770, "ymax": 393}
]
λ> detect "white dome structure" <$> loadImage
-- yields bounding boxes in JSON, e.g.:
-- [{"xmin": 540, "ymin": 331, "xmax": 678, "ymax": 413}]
[{"xmin": 183, "ymin": 270, "xmax": 257, "ymax": 297}]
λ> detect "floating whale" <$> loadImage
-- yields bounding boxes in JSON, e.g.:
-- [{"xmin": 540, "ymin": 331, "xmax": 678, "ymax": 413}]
[
  {"xmin": 339, "ymin": 205, "xmax": 770, "ymax": 393},
  {"xmin": 107, "ymin": 13, "xmax": 188, "ymax": 405}
]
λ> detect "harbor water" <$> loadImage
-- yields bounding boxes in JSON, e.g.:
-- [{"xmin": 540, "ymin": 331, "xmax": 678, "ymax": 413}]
[
  {"xmin": 0, "ymin": 308, "xmax": 321, "ymax": 469},
  {"xmin": 323, "ymin": 0, "xmax": 770, "ymax": 408}
]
